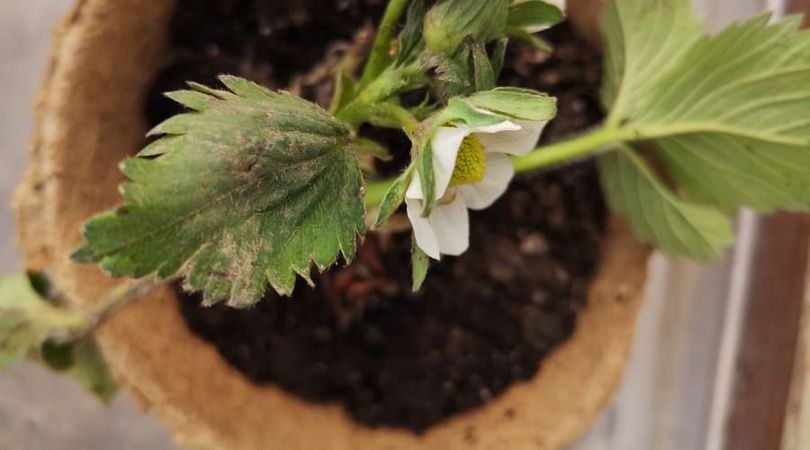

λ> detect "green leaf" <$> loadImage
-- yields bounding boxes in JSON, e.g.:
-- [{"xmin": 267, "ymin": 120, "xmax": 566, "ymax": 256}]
[
  {"xmin": 42, "ymin": 340, "xmax": 75, "ymax": 370},
  {"xmin": 396, "ymin": 0, "xmax": 427, "ymax": 65},
  {"xmin": 467, "ymin": 87, "xmax": 557, "ymax": 121},
  {"xmin": 73, "ymin": 76, "xmax": 366, "ymax": 306},
  {"xmin": 601, "ymin": 0, "xmax": 702, "ymax": 114},
  {"xmin": 598, "ymin": 148, "xmax": 734, "ymax": 261},
  {"xmin": 63, "ymin": 340, "xmax": 118, "ymax": 404},
  {"xmin": 0, "ymin": 273, "xmax": 55, "ymax": 368},
  {"xmin": 411, "ymin": 237, "xmax": 430, "ymax": 291},
  {"xmin": 599, "ymin": 0, "xmax": 810, "ymax": 258},
  {"xmin": 507, "ymin": 0, "xmax": 565, "ymax": 32},
  {"xmin": 41, "ymin": 338, "xmax": 118, "ymax": 404},
  {"xmin": 424, "ymin": 0, "xmax": 510, "ymax": 55}
]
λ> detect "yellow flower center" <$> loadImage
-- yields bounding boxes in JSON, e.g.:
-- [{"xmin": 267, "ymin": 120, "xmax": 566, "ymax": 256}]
[{"xmin": 449, "ymin": 134, "xmax": 486, "ymax": 186}]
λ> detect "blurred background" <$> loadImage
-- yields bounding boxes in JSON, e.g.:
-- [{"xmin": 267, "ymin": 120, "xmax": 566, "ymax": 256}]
[{"xmin": 1, "ymin": 0, "xmax": 808, "ymax": 449}]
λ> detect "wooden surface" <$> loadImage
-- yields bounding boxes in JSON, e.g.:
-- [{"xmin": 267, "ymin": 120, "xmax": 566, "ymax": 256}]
[
  {"xmin": 792, "ymin": 0, "xmax": 810, "ymax": 24},
  {"xmin": 726, "ymin": 214, "xmax": 810, "ymax": 450}
]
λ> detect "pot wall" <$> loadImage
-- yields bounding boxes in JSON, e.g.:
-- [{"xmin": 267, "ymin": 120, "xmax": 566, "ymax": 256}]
[{"xmin": 11, "ymin": 0, "xmax": 651, "ymax": 449}]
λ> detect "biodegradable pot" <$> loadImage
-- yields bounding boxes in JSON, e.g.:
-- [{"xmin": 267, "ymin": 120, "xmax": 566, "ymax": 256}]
[{"xmin": 14, "ymin": 0, "xmax": 651, "ymax": 449}]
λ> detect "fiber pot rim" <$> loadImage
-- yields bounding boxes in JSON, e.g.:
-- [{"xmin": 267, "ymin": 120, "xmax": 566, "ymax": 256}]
[{"xmin": 13, "ymin": 0, "xmax": 652, "ymax": 449}]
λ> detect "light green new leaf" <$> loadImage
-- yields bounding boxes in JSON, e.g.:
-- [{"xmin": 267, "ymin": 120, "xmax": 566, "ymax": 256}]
[
  {"xmin": 73, "ymin": 76, "xmax": 366, "ymax": 306},
  {"xmin": 600, "ymin": 0, "xmax": 810, "ymax": 259},
  {"xmin": 599, "ymin": 148, "xmax": 734, "ymax": 261},
  {"xmin": 0, "ymin": 273, "xmax": 56, "ymax": 368},
  {"xmin": 1, "ymin": 273, "xmax": 118, "ymax": 403}
]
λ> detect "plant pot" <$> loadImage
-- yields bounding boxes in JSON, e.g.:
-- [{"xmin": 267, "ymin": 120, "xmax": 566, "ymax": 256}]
[{"xmin": 13, "ymin": 0, "xmax": 651, "ymax": 449}]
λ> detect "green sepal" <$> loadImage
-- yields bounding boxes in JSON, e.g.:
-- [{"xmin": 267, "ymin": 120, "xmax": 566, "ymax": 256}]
[
  {"xmin": 396, "ymin": 0, "xmax": 427, "ymax": 65},
  {"xmin": 490, "ymin": 38, "xmax": 508, "ymax": 80},
  {"xmin": 507, "ymin": 0, "xmax": 565, "ymax": 32},
  {"xmin": 411, "ymin": 236, "xmax": 430, "ymax": 291},
  {"xmin": 505, "ymin": 27, "xmax": 553, "ymax": 52},
  {"xmin": 467, "ymin": 87, "xmax": 557, "ymax": 121},
  {"xmin": 373, "ymin": 171, "xmax": 413, "ymax": 228},
  {"xmin": 471, "ymin": 41, "xmax": 496, "ymax": 91},
  {"xmin": 418, "ymin": 140, "xmax": 437, "ymax": 216}
]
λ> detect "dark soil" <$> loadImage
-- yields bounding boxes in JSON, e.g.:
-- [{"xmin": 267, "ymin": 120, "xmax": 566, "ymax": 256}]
[{"xmin": 146, "ymin": 0, "xmax": 606, "ymax": 435}]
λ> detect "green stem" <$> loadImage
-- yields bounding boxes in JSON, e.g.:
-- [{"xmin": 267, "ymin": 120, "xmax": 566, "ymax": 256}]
[
  {"xmin": 511, "ymin": 126, "xmax": 636, "ymax": 173},
  {"xmin": 364, "ymin": 126, "xmax": 638, "ymax": 209},
  {"xmin": 50, "ymin": 278, "xmax": 158, "ymax": 345},
  {"xmin": 359, "ymin": 0, "xmax": 411, "ymax": 88}
]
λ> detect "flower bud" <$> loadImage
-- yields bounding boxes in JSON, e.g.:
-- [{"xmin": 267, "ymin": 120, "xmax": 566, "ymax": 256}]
[{"xmin": 424, "ymin": 0, "xmax": 510, "ymax": 56}]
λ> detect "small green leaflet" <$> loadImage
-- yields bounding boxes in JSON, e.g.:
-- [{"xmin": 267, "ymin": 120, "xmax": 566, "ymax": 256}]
[
  {"xmin": 0, "ymin": 272, "xmax": 48, "ymax": 368},
  {"xmin": 599, "ymin": 0, "xmax": 810, "ymax": 260},
  {"xmin": 73, "ymin": 76, "xmax": 366, "ymax": 306},
  {"xmin": 0, "ymin": 272, "xmax": 118, "ymax": 403},
  {"xmin": 42, "ymin": 340, "xmax": 118, "ymax": 404}
]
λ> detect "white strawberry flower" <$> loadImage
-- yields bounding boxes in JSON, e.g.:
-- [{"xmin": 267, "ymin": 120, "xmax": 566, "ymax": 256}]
[{"xmin": 405, "ymin": 115, "xmax": 549, "ymax": 260}]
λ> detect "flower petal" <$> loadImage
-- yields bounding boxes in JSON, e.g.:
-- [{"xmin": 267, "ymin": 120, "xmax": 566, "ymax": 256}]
[
  {"xmin": 406, "ymin": 198, "xmax": 441, "ymax": 259},
  {"xmin": 431, "ymin": 194, "xmax": 470, "ymax": 256},
  {"xmin": 406, "ymin": 126, "xmax": 470, "ymax": 201},
  {"xmin": 406, "ymin": 194, "xmax": 470, "ymax": 259},
  {"xmin": 476, "ymin": 119, "xmax": 547, "ymax": 156},
  {"xmin": 470, "ymin": 119, "xmax": 522, "ymax": 135},
  {"xmin": 457, "ymin": 153, "xmax": 515, "ymax": 210}
]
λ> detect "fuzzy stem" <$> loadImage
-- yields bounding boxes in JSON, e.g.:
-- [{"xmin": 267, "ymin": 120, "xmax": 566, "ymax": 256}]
[
  {"xmin": 359, "ymin": 0, "xmax": 411, "ymax": 88},
  {"xmin": 50, "ymin": 278, "xmax": 158, "ymax": 345},
  {"xmin": 511, "ymin": 126, "xmax": 636, "ymax": 173}
]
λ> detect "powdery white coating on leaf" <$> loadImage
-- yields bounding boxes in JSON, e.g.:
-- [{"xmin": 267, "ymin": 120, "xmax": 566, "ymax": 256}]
[{"xmin": 73, "ymin": 76, "xmax": 366, "ymax": 306}]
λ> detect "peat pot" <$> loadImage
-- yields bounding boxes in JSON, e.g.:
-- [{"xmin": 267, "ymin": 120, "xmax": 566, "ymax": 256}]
[{"xmin": 14, "ymin": 0, "xmax": 650, "ymax": 449}]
